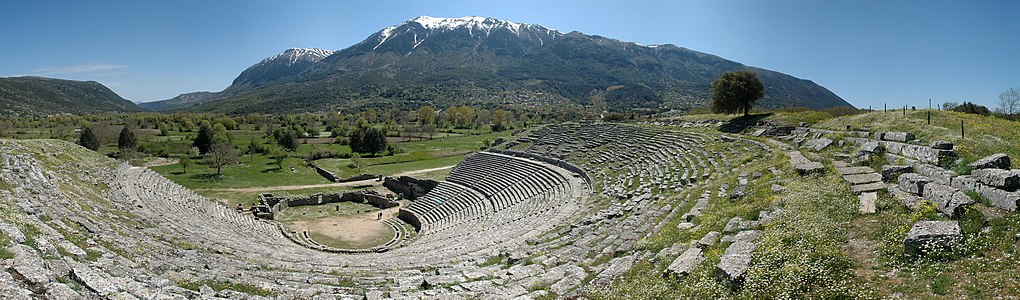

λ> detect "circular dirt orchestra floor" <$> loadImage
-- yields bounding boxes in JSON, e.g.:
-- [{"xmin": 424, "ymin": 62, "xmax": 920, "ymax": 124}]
[{"xmin": 286, "ymin": 203, "xmax": 404, "ymax": 249}]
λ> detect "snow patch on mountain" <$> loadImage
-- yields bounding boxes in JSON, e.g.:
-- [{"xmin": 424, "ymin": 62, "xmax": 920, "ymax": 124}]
[{"xmin": 262, "ymin": 48, "xmax": 335, "ymax": 66}]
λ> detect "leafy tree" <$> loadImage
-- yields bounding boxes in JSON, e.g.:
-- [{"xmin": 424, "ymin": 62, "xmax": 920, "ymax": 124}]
[
  {"xmin": 117, "ymin": 127, "xmax": 137, "ymax": 151},
  {"xmin": 178, "ymin": 155, "xmax": 191, "ymax": 174},
  {"xmin": 941, "ymin": 101, "xmax": 960, "ymax": 111},
  {"xmin": 193, "ymin": 122, "xmax": 213, "ymax": 154},
  {"xmin": 247, "ymin": 138, "xmax": 259, "ymax": 163},
  {"xmin": 418, "ymin": 106, "xmax": 436, "ymax": 125},
  {"xmin": 710, "ymin": 70, "xmax": 765, "ymax": 116},
  {"xmin": 275, "ymin": 128, "xmax": 299, "ymax": 152},
  {"xmin": 953, "ymin": 101, "xmax": 991, "ymax": 116},
  {"xmin": 349, "ymin": 127, "xmax": 387, "ymax": 155},
  {"xmin": 78, "ymin": 126, "xmax": 100, "ymax": 151},
  {"xmin": 271, "ymin": 150, "xmax": 286, "ymax": 170},
  {"xmin": 204, "ymin": 142, "xmax": 239, "ymax": 175},
  {"xmin": 492, "ymin": 109, "xmax": 511, "ymax": 132},
  {"xmin": 363, "ymin": 127, "xmax": 387, "ymax": 156},
  {"xmin": 211, "ymin": 123, "xmax": 231, "ymax": 145}
]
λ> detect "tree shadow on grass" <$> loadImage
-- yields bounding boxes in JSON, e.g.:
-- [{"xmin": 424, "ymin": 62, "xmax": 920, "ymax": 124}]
[
  {"xmin": 719, "ymin": 113, "xmax": 773, "ymax": 134},
  {"xmin": 260, "ymin": 167, "xmax": 284, "ymax": 174}
]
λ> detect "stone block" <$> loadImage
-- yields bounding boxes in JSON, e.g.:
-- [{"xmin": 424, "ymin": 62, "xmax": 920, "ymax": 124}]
[
  {"xmin": 837, "ymin": 166, "xmax": 874, "ymax": 176},
  {"xmin": 970, "ymin": 169, "xmax": 1020, "ymax": 190},
  {"xmin": 851, "ymin": 182, "xmax": 887, "ymax": 194},
  {"xmin": 898, "ymin": 173, "xmax": 932, "ymax": 195},
  {"xmin": 969, "ymin": 153, "xmax": 1010, "ymax": 170},
  {"xmin": 930, "ymin": 141, "xmax": 953, "ymax": 150},
  {"xmin": 845, "ymin": 173, "xmax": 882, "ymax": 185},
  {"xmin": 860, "ymin": 140, "xmax": 884, "ymax": 154},
  {"xmin": 882, "ymin": 132, "xmax": 915, "ymax": 142},
  {"xmin": 859, "ymin": 192, "xmax": 877, "ymax": 214},
  {"xmin": 714, "ymin": 231, "xmax": 757, "ymax": 291},
  {"xmin": 922, "ymin": 183, "xmax": 974, "ymax": 217},
  {"xmin": 904, "ymin": 221, "xmax": 962, "ymax": 256},
  {"xmin": 664, "ymin": 247, "xmax": 704, "ymax": 278},
  {"xmin": 881, "ymin": 165, "xmax": 912, "ymax": 181},
  {"xmin": 698, "ymin": 231, "xmax": 720, "ymax": 249},
  {"xmin": 0, "ymin": 223, "xmax": 25, "ymax": 244},
  {"xmin": 803, "ymin": 138, "xmax": 833, "ymax": 152}
]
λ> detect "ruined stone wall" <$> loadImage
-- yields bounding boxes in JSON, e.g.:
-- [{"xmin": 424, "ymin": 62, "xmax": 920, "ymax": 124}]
[{"xmin": 384, "ymin": 176, "xmax": 439, "ymax": 200}]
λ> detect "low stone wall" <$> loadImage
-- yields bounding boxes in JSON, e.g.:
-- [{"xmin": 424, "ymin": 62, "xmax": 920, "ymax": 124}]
[
  {"xmin": 384, "ymin": 176, "xmax": 439, "ymax": 200},
  {"xmin": 847, "ymin": 137, "xmax": 955, "ymax": 166},
  {"xmin": 309, "ymin": 164, "xmax": 378, "ymax": 183},
  {"xmin": 398, "ymin": 210, "xmax": 422, "ymax": 232},
  {"xmin": 310, "ymin": 164, "xmax": 341, "ymax": 182}
]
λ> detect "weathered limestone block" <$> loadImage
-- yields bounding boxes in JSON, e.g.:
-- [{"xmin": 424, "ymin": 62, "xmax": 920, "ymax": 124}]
[
  {"xmin": 882, "ymin": 132, "xmax": 915, "ymax": 142},
  {"xmin": 845, "ymin": 173, "xmax": 882, "ymax": 185},
  {"xmin": 0, "ymin": 269, "xmax": 33, "ymax": 300},
  {"xmin": 837, "ymin": 166, "xmax": 873, "ymax": 176},
  {"xmin": 45, "ymin": 282, "xmax": 81, "ymax": 299},
  {"xmin": 969, "ymin": 169, "xmax": 1020, "ymax": 190},
  {"xmin": 969, "ymin": 153, "xmax": 1010, "ymax": 170},
  {"xmin": 803, "ymin": 138, "xmax": 833, "ymax": 152},
  {"xmin": 913, "ymin": 164, "xmax": 954, "ymax": 184},
  {"xmin": 698, "ymin": 231, "xmax": 721, "ymax": 249},
  {"xmin": 786, "ymin": 151, "xmax": 824, "ymax": 175},
  {"xmin": 861, "ymin": 140, "xmax": 884, "ymax": 154},
  {"xmin": 930, "ymin": 141, "xmax": 953, "ymax": 150},
  {"xmin": 922, "ymin": 183, "xmax": 975, "ymax": 217},
  {"xmin": 724, "ymin": 217, "xmax": 743, "ymax": 233},
  {"xmin": 859, "ymin": 192, "xmax": 877, "ymax": 214},
  {"xmin": 950, "ymin": 175, "xmax": 1020, "ymax": 211},
  {"xmin": 851, "ymin": 182, "xmax": 887, "ymax": 194},
  {"xmin": 898, "ymin": 173, "xmax": 932, "ymax": 195},
  {"xmin": 664, "ymin": 247, "xmax": 704, "ymax": 278},
  {"xmin": 900, "ymin": 145, "xmax": 955, "ymax": 166},
  {"xmin": 9, "ymin": 244, "xmax": 54, "ymax": 286},
  {"xmin": 71, "ymin": 265, "xmax": 119, "ymax": 295},
  {"xmin": 904, "ymin": 221, "xmax": 962, "ymax": 256},
  {"xmin": 882, "ymin": 165, "xmax": 913, "ymax": 181},
  {"xmin": 0, "ymin": 222, "xmax": 26, "ymax": 244},
  {"xmin": 714, "ymin": 231, "xmax": 759, "ymax": 291}
]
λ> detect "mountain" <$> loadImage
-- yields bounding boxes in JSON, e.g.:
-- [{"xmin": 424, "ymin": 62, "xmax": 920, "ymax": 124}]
[
  {"xmin": 0, "ymin": 76, "xmax": 142, "ymax": 116},
  {"xmin": 138, "ymin": 91, "xmax": 218, "ymax": 111},
  {"xmin": 139, "ymin": 48, "xmax": 334, "ymax": 111},
  {"xmin": 185, "ymin": 16, "xmax": 851, "ymax": 113}
]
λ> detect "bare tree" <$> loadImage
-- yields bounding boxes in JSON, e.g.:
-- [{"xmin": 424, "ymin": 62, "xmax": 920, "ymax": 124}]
[
  {"xmin": 998, "ymin": 87, "xmax": 1020, "ymax": 116},
  {"xmin": 204, "ymin": 142, "xmax": 239, "ymax": 175}
]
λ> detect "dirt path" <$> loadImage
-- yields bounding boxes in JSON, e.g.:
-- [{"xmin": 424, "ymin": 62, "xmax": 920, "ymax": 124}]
[{"xmin": 195, "ymin": 165, "xmax": 455, "ymax": 193}]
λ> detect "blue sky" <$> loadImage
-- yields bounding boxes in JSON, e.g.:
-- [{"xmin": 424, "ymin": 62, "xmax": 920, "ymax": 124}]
[{"xmin": 2, "ymin": 0, "xmax": 1017, "ymax": 109}]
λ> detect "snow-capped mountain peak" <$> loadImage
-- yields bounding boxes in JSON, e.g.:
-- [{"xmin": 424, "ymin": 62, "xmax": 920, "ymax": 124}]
[
  {"xmin": 261, "ymin": 48, "xmax": 335, "ymax": 66},
  {"xmin": 410, "ymin": 16, "xmax": 524, "ymax": 33},
  {"xmin": 372, "ymin": 16, "xmax": 561, "ymax": 51}
]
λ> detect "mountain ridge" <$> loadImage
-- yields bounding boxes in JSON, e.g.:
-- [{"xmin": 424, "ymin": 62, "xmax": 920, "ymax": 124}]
[
  {"xmin": 0, "ymin": 76, "xmax": 142, "ymax": 116},
  {"xmin": 160, "ymin": 15, "xmax": 852, "ymax": 113}
]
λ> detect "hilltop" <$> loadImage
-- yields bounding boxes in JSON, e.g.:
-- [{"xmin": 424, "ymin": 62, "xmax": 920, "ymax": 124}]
[{"xmin": 0, "ymin": 76, "xmax": 142, "ymax": 116}]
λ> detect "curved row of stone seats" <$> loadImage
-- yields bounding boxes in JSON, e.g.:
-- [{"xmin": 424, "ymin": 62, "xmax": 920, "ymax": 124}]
[
  {"xmin": 124, "ymin": 167, "xmax": 289, "ymax": 250},
  {"xmin": 401, "ymin": 151, "xmax": 575, "ymax": 235}
]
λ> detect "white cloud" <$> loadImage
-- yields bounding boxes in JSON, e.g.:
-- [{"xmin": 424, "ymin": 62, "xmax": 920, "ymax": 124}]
[{"xmin": 28, "ymin": 63, "xmax": 127, "ymax": 75}]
